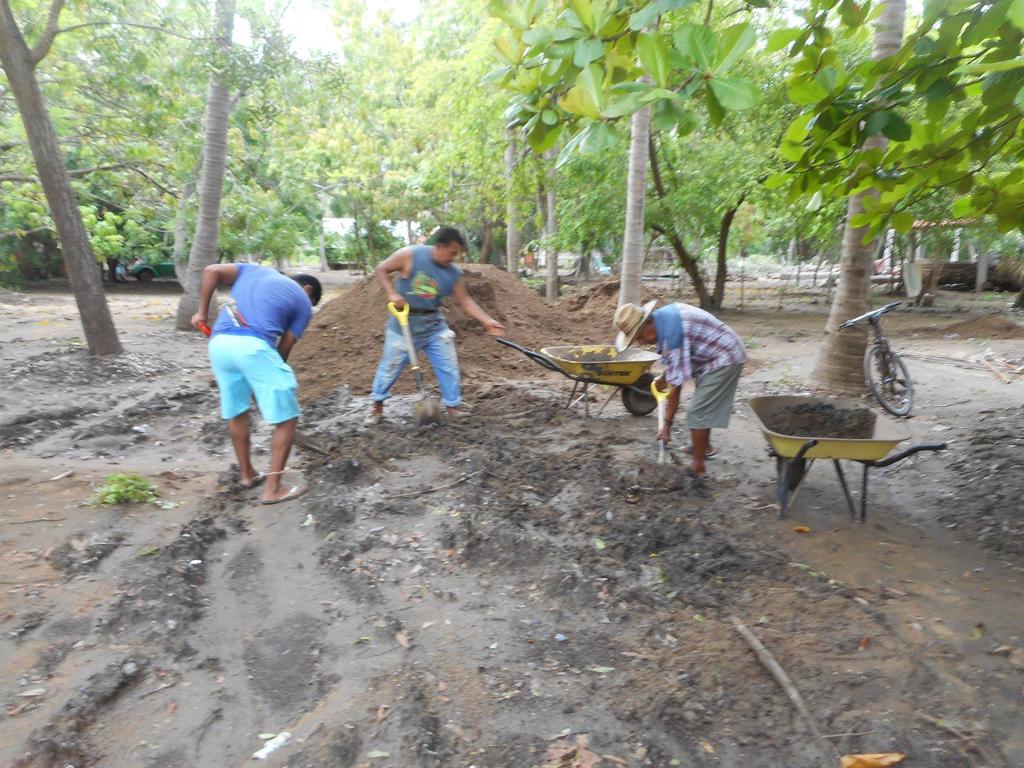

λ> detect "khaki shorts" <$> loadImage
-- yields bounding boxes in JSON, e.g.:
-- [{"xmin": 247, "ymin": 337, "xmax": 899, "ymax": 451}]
[{"xmin": 686, "ymin": 362, "xmax": 744, "ymax": 429}]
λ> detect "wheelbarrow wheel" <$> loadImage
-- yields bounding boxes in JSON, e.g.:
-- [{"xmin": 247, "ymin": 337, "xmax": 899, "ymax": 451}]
[
  {"xmin": 776, "ymin": 456, "xmax": 807, "ymax": 490},
  {"xmin": 621, "ymin": 373, "xmax": 658, "ymax": 416}
]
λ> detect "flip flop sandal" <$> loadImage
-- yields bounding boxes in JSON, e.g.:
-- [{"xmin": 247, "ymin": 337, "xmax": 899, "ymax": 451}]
[
  {"xmin": 259, "ymin": 485, "xmax": 308, "ymax": 506},
  {"xmin": 682, "ymin": 446, "xmax": 718, "ymax": 459},
  {"xmin": 239, "ymin": 472, "xmax": 267, "ymax": 490}
]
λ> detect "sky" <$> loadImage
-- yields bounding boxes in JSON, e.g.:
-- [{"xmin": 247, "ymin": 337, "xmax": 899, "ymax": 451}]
[{"xmin": 276, "ymin": 0, "xmax": 421, "ymax": 55}]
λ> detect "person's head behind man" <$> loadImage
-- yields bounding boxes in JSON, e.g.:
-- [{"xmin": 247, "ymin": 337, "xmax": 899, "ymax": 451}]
[
  {"xmin": 431, "ymin": 227, "xmax": 466, "ymax": 266},
  {"xmin": 290, "ymin": 274, "xmax": 323, "ymax": 306}
]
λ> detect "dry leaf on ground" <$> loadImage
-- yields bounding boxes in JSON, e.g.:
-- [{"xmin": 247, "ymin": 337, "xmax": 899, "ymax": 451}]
[{"xmin": 840, "ymin": 753, "xmax": 907, "ymax": 768}]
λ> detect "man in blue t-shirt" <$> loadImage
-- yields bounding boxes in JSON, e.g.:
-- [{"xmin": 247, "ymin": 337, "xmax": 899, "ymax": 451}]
[
  {"xmin": 367, "ymin": 227, "xmax": 505, "ymax": 424},
  {"xmin": 191, "ymin": 263, "xmax": 322, "ymax": 504}
]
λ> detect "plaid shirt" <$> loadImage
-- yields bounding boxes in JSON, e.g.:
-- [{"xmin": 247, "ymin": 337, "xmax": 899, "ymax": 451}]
[{"xmin": 660, "ymin": 303, "xmax": 746, "ymax": 386}]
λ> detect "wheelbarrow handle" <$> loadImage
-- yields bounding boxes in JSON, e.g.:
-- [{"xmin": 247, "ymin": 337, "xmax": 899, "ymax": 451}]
[
  {"xmin": 867, "ymin": 442, "xmax": 947, "ymax": 468},
  {"xmin": 494, "ymin": 337, "xmax": 565, "ymax": 374}
]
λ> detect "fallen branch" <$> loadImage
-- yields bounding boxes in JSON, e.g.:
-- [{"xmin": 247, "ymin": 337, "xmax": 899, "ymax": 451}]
[
  {"xmin": 982, "ymin": 359, "xmax": 1012, "ymax": 384},
  {"xmin": 385, "ymin": 470, "xmax": 483, "ymax": 500},
  {"xmin": 915, "ymin": 712, "xmax": 1006, "ymax": 768},
  {"xmin": 731, "ymin": 617, "xmax": 838, "ymax": 768},
  {"xmin": 10, "ymin": 517, "xmax": 67, "ymax": 525}
]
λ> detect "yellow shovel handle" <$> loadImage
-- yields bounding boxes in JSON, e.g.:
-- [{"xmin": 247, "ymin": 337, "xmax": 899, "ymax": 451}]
[
  {"xmin": 387, "ymin": 301, "xmax": 410, "ymax": 327},
  {"xmin": 650, "ymin": 379, "xmax": 669, "ymax": 402}
]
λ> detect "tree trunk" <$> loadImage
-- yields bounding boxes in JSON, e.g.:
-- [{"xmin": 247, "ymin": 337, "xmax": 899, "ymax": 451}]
[
  {"xmin": 479, "ymin": 221, "xmax": 494, "ymax": 265},
  {"xmin": 0, "ymin": 0, "xmax": 122, "ymax": 355},
  {"xmin": 504, "ymin": 129, "xmax": 520, "ymax": 273},
  {"xmin": 810, "ymin": 0, "xmax": 906, "ymax": 392},
  {"xmin": 712, "ymin": 196, "xmax": 744, "ymax": 309},
  {"xmin": 619, "ymin": 101, "xmax": 651, "ymax": 308},
  {"xmin": 318, "ymin": 190, "xmax": 330, "ymax": 272},
  {"xmin": 175, "ymin": 0, "xmax": 235, "ymax": 330},
  {"xmin": 648, "ymin": 137, "xmax": 710, "ymax": 307},
  {"xmin": 544, "ymin": 149, "xmax": 558, "ymax": 302},
  {"xmin": 1014, "ymin": 287, "xmax": 1024, "ymax": 309}
]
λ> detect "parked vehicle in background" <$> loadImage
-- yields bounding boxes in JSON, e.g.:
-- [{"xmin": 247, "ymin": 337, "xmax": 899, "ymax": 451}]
[{"xmin": 130, "ymin": 261, "xmax": 177, "ymax": 282}]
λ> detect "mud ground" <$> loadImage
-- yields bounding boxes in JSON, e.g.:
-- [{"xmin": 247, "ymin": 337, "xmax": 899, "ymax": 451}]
[{"xmin": 1, "ymin": 279, "xmax": 1023, "ymax": 768}]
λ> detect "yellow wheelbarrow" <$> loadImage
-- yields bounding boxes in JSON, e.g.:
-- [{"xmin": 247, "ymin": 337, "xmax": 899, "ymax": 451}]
[
  {"xmin": 749, "ymin": 396, "xmax": 946, "ymax": 520},
  {"xmin": 496, "ymin": 338, "xmax": 660, "ymax": 417}
]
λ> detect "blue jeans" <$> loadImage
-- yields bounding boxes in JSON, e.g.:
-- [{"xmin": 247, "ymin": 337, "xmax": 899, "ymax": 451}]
[{"xmin": 370, "ymin": 325, "xmax": 461, "ymax": 407}]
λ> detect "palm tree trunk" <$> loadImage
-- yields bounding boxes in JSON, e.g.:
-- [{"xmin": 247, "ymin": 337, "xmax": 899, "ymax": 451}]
[
  {"xmin": 175, "ymin": 0, "xmax": 236, "ymax": 329},
  {"xmin": 0, "ymin": 0, "xmax": 122, "ymax": 355},
  {"xmin": 619, "ymin": 102, "xmax": 652, "ymax": 308},
  {"xmin": 810, "ymin": 0, "xmax": 906, "ymax": 391},
  {"xmin": 504, "ymin": 129, "xmax": 520, "ymax": 273}
]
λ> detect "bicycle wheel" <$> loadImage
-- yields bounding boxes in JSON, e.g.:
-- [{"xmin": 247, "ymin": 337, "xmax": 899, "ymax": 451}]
[{"xmin": 864, "ymin": 344, "xmax": 914, "ymax": 416}]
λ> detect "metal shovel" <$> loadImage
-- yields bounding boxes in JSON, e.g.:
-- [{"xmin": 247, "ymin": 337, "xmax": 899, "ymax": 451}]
[
  {"xmin": 651, "ymin": 378, "xmax": 669, "ymax": 464},
  {"xmin": 388, "ymin": 301, "xmax": 442, "ymax": 427}
]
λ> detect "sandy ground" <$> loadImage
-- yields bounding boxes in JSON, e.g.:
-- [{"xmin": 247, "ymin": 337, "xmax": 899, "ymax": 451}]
[{"xmin": 1, "ymin": 277, "xmax": 1022, "ymax": 768}]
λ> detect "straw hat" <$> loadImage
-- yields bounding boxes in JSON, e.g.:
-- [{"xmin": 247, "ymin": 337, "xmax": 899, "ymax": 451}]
[{"xmin": 613, "ymin": 300, "xmax": 657, "ymax": 351}]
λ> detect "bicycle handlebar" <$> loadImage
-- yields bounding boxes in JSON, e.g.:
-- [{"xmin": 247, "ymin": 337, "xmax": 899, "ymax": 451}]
[{"xmin": 838, "ymin": 301, "xmax": 902, "ymax": 330}]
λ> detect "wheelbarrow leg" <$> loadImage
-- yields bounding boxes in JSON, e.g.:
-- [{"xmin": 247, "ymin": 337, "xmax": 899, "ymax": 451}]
[
  {"xmin": 777, "ymin": 456, "xmax": 791, "ymax": 517},
  {"xmin": 566, "ymin": 381, "xmax": 579, "ymax": 410},
  {"xmin": 832, "ymin": 460, "xmax": 857, "ymax": 520}
]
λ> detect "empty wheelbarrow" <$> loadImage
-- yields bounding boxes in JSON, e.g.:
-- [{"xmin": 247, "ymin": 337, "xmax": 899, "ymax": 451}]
[{"xmin": 748, "ymin": 395, "xmax": 947, "ymax": 520}]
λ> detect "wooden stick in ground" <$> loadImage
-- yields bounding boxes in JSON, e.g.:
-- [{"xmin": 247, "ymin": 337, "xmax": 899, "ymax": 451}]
[
  {"xmin": 731, "ymin": 617, "xmax": 838, "ymax": 768},
  {"xmin": 982, "ymin": 359, "xmax": 1011, "ymax": 384},
  {"xmin": 385, "ymin": 470, "xmax": 483, "ymax": 500}
]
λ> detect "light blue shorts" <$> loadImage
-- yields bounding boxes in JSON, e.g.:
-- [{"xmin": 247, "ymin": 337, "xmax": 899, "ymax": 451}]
[{"xmin": 208, "ymin": 334, "xmax": 300, "ymax": 424}]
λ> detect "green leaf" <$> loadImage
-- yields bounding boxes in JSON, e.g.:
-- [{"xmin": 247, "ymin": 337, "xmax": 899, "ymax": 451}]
[
  {"xmin": 881, "ymin": 113, "xmax": 912, "ymax": 141},
  {"xmin": 577, "ymin": 63, "xmax": 605, "ymax": 111},
  {"xmin": 652, "ymin": 99, "xmax": 697, "ymax": 133},
  {"xmin": 767, "ymin": 27, "xmax": 803, "ymax": 53},
  {"xmin": 1009, "ymin": 0, "xmax": 1024, "ymax": 30},
  {"xmin": 528, "ymin": 121, "xmax": 563, "ymax": 153},
  {"xmin": 708, "ymin": 76, "xmax": 762, "ymax": 110},
  {"xmin": 560, "ymin": 85, "xmax": 601, "ymax": 118},
  {"xmin": 715, "ymin": 23, "xmax": 756, "ymax": 75},
  {"xmin": 787, "ymin": 77, "xmax": 829, "ymax": 104},
  {"xmin": 891, "ymin": 211, "xmax": 914, "ymax": 232},
  {"xmin": 636, "ymin": 32, "xmax": 671, "ymax": 87},
  {"xmin": 764, "ymin": 172, "xmax": 790, "ymax": 190},
  {"xmin": 593, "ymin": 537, "xmax": 606, "ymax": 550},
  {"xmin": 951, "ymin": 196, "xmax": 977, "ymax": 217},
  {"xmin": 580, "ymin": 121, "xmax": 620, "ymax": 153},
  {"xmin": 570, "ymin": 0, "xmax": 595, "ymax": 32},
  {"xmin": 674, "ymin": 24, "xmax": 717, "ymax": 71},
  {"xmin": 705, "ymin": 86, "xmax": 726, "ymax": 124},
  {"xmin": 1016, "ymin": 83, "xmax": 1024, "ymax": 112},
  {"xmin": 806, "ymin": 190, "xmax": 824, "ymax": 211},
  {"xmin": 629, "ymin": 0, "xmax": 699, "ymax": 30},
  {"xmin": 573, "ymin": 37, "xmax": 605, "ymax": 67},
  {"xmin": 602, "ymin": 92, "xmax": 647, "ymax": 117},
  {"xmin": 522, "ymin": 27, "xmax": 552, "ymax": 46},
  {"xmin": 864, "ymin": 110, "xmax": 890, "ymax": 137}
]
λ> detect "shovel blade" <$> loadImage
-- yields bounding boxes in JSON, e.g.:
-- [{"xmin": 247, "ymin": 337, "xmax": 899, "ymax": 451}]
[{"xmin": 413, "ymin": 397, "xmax": 442, "ymax": 427}]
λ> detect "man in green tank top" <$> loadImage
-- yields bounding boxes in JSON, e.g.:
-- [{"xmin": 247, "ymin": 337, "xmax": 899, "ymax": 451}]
[{"xmin": 367, "ymin": 227, "xmax": 505, "ymax": 423}]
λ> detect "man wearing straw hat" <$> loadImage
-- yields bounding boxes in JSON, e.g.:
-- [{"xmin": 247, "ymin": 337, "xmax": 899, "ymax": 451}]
[{"xmin": 613, "ymin": 301, "xmax": 746, "ymax": 475}]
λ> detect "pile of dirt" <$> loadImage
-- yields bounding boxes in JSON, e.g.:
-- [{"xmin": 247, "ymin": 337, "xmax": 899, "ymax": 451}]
[
  {"xmin": 917, "ymin": 315, "xmax": 1024, "ymax": 339},
  {"xmin": 561, "ymin": 278, "xmax": 658, "ymax": 316},
  {"xmin": 941, "ymin": 405, "xmax": 1024, "ymax": 556},
  {"xmin": 292, "ymin": 265, "xmax": 613, "ymax": 402},
  {"xmin": 767, "ymin": 402, "xmax": 875, "ymax": 439}
]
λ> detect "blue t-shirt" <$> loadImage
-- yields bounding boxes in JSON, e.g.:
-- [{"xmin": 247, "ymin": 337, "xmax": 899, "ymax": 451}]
[{"xmin": 211, "ymin": 264, "xmax": 312, "ymax": 347}]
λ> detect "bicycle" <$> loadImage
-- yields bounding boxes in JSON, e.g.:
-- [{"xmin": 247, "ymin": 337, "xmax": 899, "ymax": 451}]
[{"xmin": 838, "ymin": 301, "xmax": 914, "ymax": 416}]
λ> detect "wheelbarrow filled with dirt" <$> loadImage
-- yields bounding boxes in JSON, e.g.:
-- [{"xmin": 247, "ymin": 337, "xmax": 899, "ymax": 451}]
[
  {"xmin": 496, "ymin": 338, "xmax": 660, "ymax": 417},
  {"xmin": 748, "ymin": 395, "xmax": 947, "ymax": 519}
]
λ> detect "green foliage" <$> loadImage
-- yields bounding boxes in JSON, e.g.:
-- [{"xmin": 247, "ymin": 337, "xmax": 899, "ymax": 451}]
[
  {"xmin": 776, "ymin": 0, "xmax": 1024, "ymax": 237},
  {"xmin": 92, "ymin": 473, "xmax": 160, "ymax": 506},
  {"xmin": 489, "ymin": 0, "xmax": 764, "ymax": 165}
]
